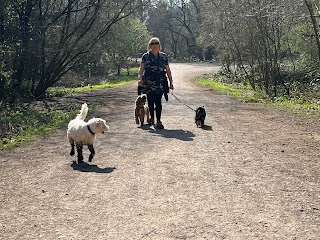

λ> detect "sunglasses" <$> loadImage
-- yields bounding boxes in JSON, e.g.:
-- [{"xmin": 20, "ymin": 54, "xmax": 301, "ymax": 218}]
[{"xmin": 150, "ymin": 42, "xmax": 159, "ymax": 45}]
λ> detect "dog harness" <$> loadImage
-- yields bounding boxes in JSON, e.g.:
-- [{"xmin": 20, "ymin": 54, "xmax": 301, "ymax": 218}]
[{"xmin": 87, "ymin": 125, "xmax": 95, "ymax": 135}]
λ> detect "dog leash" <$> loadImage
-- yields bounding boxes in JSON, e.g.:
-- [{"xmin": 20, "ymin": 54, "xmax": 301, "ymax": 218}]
[{"xmin": 170, "ymin": 90, "xmax": 196, "ymax": 112}]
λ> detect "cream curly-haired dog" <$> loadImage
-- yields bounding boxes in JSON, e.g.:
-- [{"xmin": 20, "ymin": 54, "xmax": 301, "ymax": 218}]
[{"xmin": 67, "ymin": 103, "xmax": 109, "ymax": 164}]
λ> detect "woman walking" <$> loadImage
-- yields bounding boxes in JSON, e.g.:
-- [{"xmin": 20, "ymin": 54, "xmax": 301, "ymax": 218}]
[{"xmin": 137, "ymin": 37, "xmax": 174, "ymax": 129}]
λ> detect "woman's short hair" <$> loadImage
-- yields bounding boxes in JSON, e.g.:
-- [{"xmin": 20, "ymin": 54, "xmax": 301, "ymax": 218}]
[{"xmin": 147, "ymin": 37, "xmax": 161, "ymax": 51}]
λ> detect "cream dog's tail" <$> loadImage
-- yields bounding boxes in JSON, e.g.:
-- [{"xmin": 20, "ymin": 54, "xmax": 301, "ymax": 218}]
[{"xmin": 76, "ymin": 103, "xmax": 88, "ymax": 120}]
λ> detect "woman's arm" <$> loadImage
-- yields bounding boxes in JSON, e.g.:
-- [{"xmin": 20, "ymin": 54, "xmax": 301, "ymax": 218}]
[{"xmin": 165, "ymin": 64, "xmax": 174, "ymax": 89}]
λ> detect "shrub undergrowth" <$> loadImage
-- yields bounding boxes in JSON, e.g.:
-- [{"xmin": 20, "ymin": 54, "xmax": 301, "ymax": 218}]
[
  {"xmin": 196, "ymin": 72, "xmax": 320, "ymax": 118},
  {"xmin": 0, "ymin": 110, "xmax": 76, "ymax": 150},
  {"xmin": 47, "ymin": 68, "xmax": 138, "ymax": 98}
]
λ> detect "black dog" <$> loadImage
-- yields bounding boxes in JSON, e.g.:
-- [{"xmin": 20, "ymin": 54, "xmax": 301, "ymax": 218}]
[{"xmin": 195, "ymin": 106, "xmax": 206, "ymax": 127}]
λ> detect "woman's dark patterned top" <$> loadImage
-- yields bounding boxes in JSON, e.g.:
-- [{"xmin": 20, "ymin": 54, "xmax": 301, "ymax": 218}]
[{"xmin": 141, "ymin": 51, "xmax": 169, "ymax": 94}]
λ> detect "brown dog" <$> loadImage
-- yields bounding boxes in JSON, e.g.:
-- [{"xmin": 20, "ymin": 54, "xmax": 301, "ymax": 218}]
[{"xmin": 135, "ymin": 95, "xmax": 150, "ymax": 126}]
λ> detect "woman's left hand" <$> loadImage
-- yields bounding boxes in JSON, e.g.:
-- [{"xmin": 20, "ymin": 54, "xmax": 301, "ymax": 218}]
[{"xmin": 170, "ymin": 82, "xmax": 174, "ymax": 90}]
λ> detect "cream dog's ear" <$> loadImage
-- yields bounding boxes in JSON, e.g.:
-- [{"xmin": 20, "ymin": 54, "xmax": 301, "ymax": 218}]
[{"xmin": 95, "ymin": 120, "xmax": 102, "ymax": 128}]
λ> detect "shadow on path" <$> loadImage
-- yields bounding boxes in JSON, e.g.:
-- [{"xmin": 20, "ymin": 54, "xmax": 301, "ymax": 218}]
[
  {"xmin": 201, "ymin": 125, "xmax": 213, "ymax": 131},
  {"xmin": 141, "ymin": 125, "xmax": 195, "ymax": 141},
  {"xmin": 71, "ymin": 161, "xmax": 116, "ymax": 173}
]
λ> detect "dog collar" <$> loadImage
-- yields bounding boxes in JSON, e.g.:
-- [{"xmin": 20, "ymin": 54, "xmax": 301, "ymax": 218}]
[{"xmin": 87, "ymin": 125, "xmax": 95, "ymax": 135}]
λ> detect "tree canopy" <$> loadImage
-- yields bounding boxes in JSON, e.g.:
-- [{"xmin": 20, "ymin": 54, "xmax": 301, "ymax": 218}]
[{"xmin": 1, "ymin": 0, "xmax": 319, "ymax": 106}]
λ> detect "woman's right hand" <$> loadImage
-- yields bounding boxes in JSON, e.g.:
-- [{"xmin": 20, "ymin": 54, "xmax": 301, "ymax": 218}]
[{"xmin": 138, "ymin": 79, "xmax": 143, "ymax": 86}]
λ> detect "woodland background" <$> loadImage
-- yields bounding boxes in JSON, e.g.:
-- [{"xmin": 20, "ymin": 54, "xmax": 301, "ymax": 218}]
[{"xmin": 0, "ymin": 0, "xmax": 320, "ymax": 106}]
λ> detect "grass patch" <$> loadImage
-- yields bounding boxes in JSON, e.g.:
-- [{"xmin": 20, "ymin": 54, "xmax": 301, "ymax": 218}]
[
  {"xmin": 196, "ymin": 73, "xmax": 320, "ymax": 118},
  {"xmin": 0, "ymin": 109, "xmax": 77, "ymax": 150},
  {"xmin": 197, "ymin": 78, "xmax": 265, "ymax": 103},
  {"xmin": 47, "ymin": 67, "xmax": 138, "ymax": 97},
  {"xmin": 0, "ymin": 68, "xmax": 138, "ymax": 150},
  {"xmin": 269, "ymin": 97, "xmax": 320, "ymax": 117}
]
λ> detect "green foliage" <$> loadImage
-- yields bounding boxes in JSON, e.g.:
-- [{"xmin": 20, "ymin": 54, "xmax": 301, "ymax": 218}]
[
  {"xmin": 270, "ymin": 97, "xmax": 320, "ymax": 117},
  {"xmin": 0, "ymin": 0, "xmax": 142, "ymax": 103},
  {"xmin": 0, "ymin": 109, "xmax": 76, "ymax": 150},
  {"xmin": 81, "ymin": 16, "xmax": 151, "ymax": 75},
  {"xmin": 197, "ymin": 0, "xmax": 320, "ymax": 98},
  {"xmin": 285, "ymin": 22, "xmax": 318, "ymax": 69},
  {"xmin": 146, "ymin": 0, "xmax": 202, "ymax": 59},
  {"xmin": 196, "ymin": 73, "xmax": 265, "ymax": 103},
  {"xmin": 0, "ymin": 40, "xmax": 15, "ymax": 102}
]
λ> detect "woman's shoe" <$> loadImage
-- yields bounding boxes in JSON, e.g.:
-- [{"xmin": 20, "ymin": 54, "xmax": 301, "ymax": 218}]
[{"xmin": 156, "ymin": 121, "xmax": 164, "ymax": 129}]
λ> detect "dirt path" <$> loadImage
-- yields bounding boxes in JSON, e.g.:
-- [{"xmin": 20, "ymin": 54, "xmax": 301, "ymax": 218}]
[{"xmin": 1, "ymin": 63, "xmax": 319, "ymax": 240}]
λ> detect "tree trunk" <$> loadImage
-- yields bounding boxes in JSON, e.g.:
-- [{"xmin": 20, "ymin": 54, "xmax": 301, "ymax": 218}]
[
  {"xmin": 117, "ymin": 65, "xmax": 121, "ymax": 76},
  {"xmin": 0, "ymin": 12, "xmax": 5, "ymax": 102},
  {"xmin": 304, "ymin": 0, "xmax": 320, "ymax": 67},
  {"xmin": 11, "ymin": 0, "xmax": 33, "ymax": 101}
]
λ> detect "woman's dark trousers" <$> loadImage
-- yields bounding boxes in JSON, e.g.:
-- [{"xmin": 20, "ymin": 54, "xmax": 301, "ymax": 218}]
[{"xmin": 147, "ymin": 92, "xmax": 163, "ymax": 121}]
